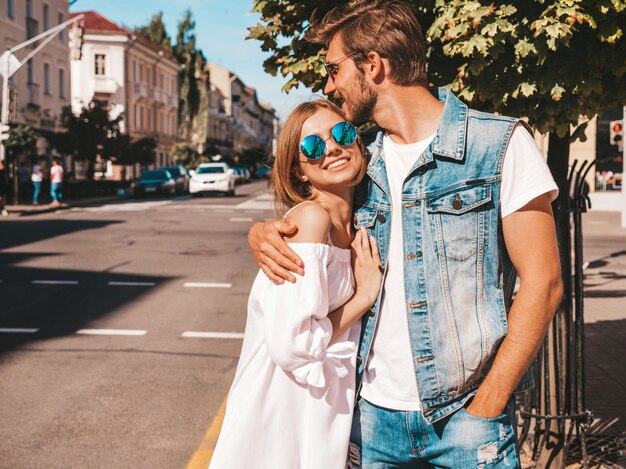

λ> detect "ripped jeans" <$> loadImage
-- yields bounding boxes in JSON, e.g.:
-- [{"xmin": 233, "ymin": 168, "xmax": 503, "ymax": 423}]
[{"xmin": 348, "ymin": 396, "xmax": 520, "ymax": 468}]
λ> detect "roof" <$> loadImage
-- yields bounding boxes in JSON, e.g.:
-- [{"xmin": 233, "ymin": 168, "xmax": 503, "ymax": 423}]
[{"xmin": 70, "ymin": 11, "xmax": 176, "ymax": 62}]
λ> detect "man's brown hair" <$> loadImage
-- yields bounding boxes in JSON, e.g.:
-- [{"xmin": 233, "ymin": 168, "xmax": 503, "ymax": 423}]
[
  {"xmin": 305, "ymin": 0, "xmax": 428, "ymax": 87},
  {"xmin": 270, "ymin": 99, "xmax": 367, "ymax": 215}
]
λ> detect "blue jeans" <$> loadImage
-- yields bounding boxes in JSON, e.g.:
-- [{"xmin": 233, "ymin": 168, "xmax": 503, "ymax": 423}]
[
  {"xmin": 32, "ymin": 181, "xmax": 41, "ymax": 204},
  {"xmin": 50, "ymin": 182, "xmax": 62, "ymax": 202},
  {"xmin": 348, "ymin": 397, "xmax": 520, "ymax": 468}
]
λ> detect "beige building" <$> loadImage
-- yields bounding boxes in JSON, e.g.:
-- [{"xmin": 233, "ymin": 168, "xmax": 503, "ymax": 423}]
[
  {"xmin": 70, "ymin": 10, "xmax": 179, "ymax": 180},
  {"xmin": 0, "ymin": 0, "xmax": 71, "ymax": 158},
  {"xmin": 207, "ymin": 62, "xmax": 278, "ymax": 160}
]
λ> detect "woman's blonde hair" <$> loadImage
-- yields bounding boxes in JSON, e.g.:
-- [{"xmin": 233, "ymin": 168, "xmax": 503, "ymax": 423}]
[{"xmin": 270, "ymin": 99, "xmax": 367, "ymax": 215}]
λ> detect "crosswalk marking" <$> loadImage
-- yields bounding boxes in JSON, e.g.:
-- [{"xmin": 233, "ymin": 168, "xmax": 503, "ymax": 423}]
[
  {"xmin": 181, "ymin": 331, "xmax": 244, "ymax": 339},
  {"xmin": 230, "ymin": 217, "xmax": 253, "ymax": 222},
  {"xmin": 0, "ymin": 328, "xmax": 39, "ymax": 334},
  {"xmin": 108, "ymin": 281, "xmax": 156, "ymax": 287},
  {"xmin": 184, "ymin": 282, "xmax": 232, "ymax": 288},
  {"xmin": 32, "ymin": 280, "xmax": 79, "ymax": 285},
  {"xmin": 76, "ymin": 329, "xmax": 147, "ymax": 336}
]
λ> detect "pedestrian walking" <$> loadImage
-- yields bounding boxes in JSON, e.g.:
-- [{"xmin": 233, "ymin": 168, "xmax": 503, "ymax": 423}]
[
  {"xmin": 17, "ymin": 162, "xmax": 30, "ymax": 203},
  {"xmin": 209, "ymin": 100, "xmax": 383, "ymax": 469},
  {"xmin": 31, "ymin": 159, "xmax": 44, "ymax": 205},
  {"xmin": 49, "ymin": 158, "xmax": 63, "ymax": 208},
  {"xmin": 0, "ymin": 160, "xmax": 9, "ymax": 217},
  {"xmin": 249, "ymin": 1, "xmax": 563, "ymax": 467}
]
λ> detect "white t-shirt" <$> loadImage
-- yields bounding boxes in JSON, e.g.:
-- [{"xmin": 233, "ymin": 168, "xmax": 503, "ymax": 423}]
[{"xmin": 360, "ymin": 125, "xmax": 558, "ymax": 411}]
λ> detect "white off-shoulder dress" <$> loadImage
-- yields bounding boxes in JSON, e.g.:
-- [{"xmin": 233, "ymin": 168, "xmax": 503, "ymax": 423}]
[{"xmin": 209, "ymin": 242, "xmax": 359, "ymax": 469}]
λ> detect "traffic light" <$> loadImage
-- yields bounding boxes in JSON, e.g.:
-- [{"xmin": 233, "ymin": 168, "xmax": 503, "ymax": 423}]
[{"xmin": 609, "ymin": 120, "xmax": 623, "ymax": 146}]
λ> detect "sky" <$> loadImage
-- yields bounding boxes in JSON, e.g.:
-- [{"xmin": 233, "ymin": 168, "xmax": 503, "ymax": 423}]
[{"xmin": 68, "ymin": 0, "xmax": 319, "ymax": 120}]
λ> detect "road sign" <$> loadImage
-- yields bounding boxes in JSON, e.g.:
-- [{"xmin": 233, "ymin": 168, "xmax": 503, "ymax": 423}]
[{"xmin": 0, "ymin": 51, "xmax": 20, "ymax": 79}]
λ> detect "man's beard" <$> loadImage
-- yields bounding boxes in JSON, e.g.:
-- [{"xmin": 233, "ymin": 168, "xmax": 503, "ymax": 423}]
[{"xmin": 344, "ymin": 73, "xmax": 377, "ymax": 126}]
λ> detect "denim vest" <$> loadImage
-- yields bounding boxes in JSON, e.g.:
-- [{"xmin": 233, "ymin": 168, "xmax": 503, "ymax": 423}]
[{"xmin": 353, "ymin": 87, "xmax": 533, "ymax": 424}]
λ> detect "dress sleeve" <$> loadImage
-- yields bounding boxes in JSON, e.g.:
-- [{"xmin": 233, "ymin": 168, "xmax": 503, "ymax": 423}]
[{"xmin": 260, "ymin": 244, "xmax": 356, "ymax": 388}]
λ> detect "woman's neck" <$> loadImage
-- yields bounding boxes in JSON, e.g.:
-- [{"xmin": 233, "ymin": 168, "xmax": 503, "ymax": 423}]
[{"xmin": 314, "ymin": 188, "xmax": 354, "ymax": 247}]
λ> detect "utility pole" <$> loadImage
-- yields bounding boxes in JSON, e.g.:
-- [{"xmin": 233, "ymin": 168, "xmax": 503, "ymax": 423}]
[{"xmin": 0, "ymin": 14, "xmax": 85, "ymax": 162}]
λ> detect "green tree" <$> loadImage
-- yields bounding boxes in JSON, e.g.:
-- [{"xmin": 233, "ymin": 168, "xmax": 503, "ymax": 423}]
[
  {"xmin": 129, "ymin": 137, "xmax": 157, "ymax": 168},
  {"xmin": 174, "ymin": 10, "xmax": 203, "ymax": 143},
  {"xmin": 60, "ymin": 101, "xmax": 127, "ymax": 180},
  {"xmin": 135, "ymin": 11, "xmax": 172, "ymax": 51},
  {"xmin": 2, "ymin": 125, "xmax": 37, "ymax": 159},
  {"xmin": 171, "ymin": 142, "xmax": 202, "ymax": 169}
]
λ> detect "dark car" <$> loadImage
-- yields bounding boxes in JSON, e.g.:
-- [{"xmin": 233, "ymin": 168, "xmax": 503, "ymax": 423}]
[
  {"xmin": 135, "ymin": 169, "xmax": 176, "ymax": 197},
  {"xmin": 253, "ymin": 166, "xmax": 272, "ymax": 179},
  {"xmin": 163, "ymin": 165, "xmax": 190, "ymax": 194}
]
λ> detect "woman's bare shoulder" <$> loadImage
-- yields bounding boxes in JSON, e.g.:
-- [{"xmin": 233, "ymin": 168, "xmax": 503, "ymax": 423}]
[{"xmin": 284, "ymin": 202, "xmax": 331, "ymax": 244}]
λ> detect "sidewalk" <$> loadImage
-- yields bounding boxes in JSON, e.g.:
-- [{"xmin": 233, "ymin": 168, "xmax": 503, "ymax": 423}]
[
  {"xmin": 3, "ymin": 195, "xmax": 121, "ymax": 217},
  {"xmin": 576, "ymin": 210, "xmax": 626, "ymax": 466}
]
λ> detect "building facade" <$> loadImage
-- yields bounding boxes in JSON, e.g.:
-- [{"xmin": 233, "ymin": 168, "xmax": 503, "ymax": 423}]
[
  {"xmin": 70, "ymin": 10, "xmax": 179, "ymax": 180},
  {"xmin": 0, "ymin": 0, "xmax": 71, "ymax": 159},
  {"xmin": 206, "ymin": 62, "xmax": 278, "ymax": 162}
]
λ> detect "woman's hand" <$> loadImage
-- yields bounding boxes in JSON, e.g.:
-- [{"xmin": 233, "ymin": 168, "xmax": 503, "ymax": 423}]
[{"xmin": 351, "ymin": 228, "xmax": 383, "ymax": 308}]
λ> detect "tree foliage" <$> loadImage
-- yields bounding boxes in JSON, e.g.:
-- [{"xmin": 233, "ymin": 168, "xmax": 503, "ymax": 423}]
[
  {"xmin": 248, "ymin": 0, "xmax": 625, "ymax": 140},
  {"xmin": 135, "ymin": 11, "xmax": 172, "ymax": 51},
  {"xmin": 2, "ymin": 125, "xmax": 37, "ymax": 159},
  {"xmin": 128, "ymin": 137, "xmax": 157, "ymax": 167},
  {"xmin": 59, "ymin": 101, "xmax": 128, "ymax": 179},
  {"xmin": 171, "ymin": 142, "xmax": 202, "ymax": 169}
]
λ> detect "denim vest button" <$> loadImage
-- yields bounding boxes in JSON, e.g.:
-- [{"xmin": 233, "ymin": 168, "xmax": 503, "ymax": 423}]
[
  {"xmin": 376, "ymin": 214, "xmax": 386, "ymax": 223},
  {"xmin": 419, "ymin": 154, "xmax": 425, "ymax": 162},
  {"xmin": 357, "ymin": 355, "xmax": 362, "ymax": 365},
  {"xmin": 452, "ymin": 195, "xmax": 463, "ymax": 210},
  {"xmin": 367, "ymin": 308, "xmax": 375, "ymax": 318}
]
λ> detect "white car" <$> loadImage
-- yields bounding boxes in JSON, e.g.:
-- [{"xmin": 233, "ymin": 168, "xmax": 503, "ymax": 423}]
[{"xmin": 189, "ymin": 163, "xmax": 236, "ymax": 196}]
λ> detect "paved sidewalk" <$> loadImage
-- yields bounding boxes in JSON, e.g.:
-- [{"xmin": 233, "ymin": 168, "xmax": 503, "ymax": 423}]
[
  {"xmin": 3, "ymin": 195, "xmax": 121, "ymax": 217},
  {"xmin": 582, "ymin": 211, "xmax": 626, "ymax": 435}
]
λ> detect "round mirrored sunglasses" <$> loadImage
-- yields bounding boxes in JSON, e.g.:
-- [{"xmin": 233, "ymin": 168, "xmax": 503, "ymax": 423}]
[{"xmin": 300, "ymin": 121, "xmax": 357, "ymax": 160}]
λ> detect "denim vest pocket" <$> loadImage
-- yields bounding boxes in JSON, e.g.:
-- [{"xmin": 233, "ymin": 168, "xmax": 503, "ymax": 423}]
[
  {"xmin": 353, "ymin": 207, "xmax": 378, "ymax": 234},
  {"xmin": 426, "ymin": 183, "xmax": 493, "ymax": 262}
]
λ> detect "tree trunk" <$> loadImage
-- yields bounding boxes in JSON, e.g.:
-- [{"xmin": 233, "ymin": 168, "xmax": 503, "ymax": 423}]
[{"xmin": 538, "ymin": 130, "xmax": 571, "ymax": 468}]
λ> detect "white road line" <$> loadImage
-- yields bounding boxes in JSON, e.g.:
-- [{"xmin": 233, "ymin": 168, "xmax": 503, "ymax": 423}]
[
  {"xmin": 181, "ymin": 331, "xmax": 244, "ymax": 339},
  {"xmin": 108, "ymin": 281, "xmax": 156, "ymax": 287},
  {"xmin": 32, "ymin": 280, "xmax": 79, "ymax": 285},
  {"xmin": 184, "ymin": 282, "xmax": 232, "ymax": 288},
  {"xmin": 76, "ymin": 329, "xmax": 147, "ymax": 336},
  {"xmin": 216, "ymin": 209, "xmax": 234, "ymax": 213},
  {"xmin": 230, "ymin": 217, "xmax": 253, "ymax": 222},
  {"xmin": 0, "ymin": 328, "xmax": 39, "ymax": 334}
]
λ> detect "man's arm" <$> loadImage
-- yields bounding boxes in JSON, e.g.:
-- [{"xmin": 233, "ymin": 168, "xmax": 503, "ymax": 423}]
[
  {"xmin": 248, "ymin": 221, "xmax": 305, "ymax": 284},
  {"xmin": 466, "ymin": 193, "xmax": 563, "ymax": 418}
]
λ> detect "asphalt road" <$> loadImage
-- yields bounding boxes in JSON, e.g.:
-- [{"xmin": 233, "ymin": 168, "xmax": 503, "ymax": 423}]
[{"xmin": 0, "ymin": 180, "xmax": 274, "ymax": 469}]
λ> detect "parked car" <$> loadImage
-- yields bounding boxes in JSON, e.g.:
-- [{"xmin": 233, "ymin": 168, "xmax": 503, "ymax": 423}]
[
  {"xmin": 135, "ymin": 169, "xmax": 176, "ymax": 197},
  {"xmin": 189, "ymin": 163, "xmax": 236, "ymax": 196},
  {"xmin": 163, "ymin": 165, "xmax": 190, "ymax": 194},
  {"xmin": 234, "ymin": 166, "xmax": 251, "ymax": 184},
  {"xmin": 253, "ymin": 166, "xmax": 272, "ymax": 179}
]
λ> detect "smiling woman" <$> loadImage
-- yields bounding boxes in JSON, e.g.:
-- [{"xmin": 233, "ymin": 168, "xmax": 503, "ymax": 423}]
[
  {"xmin": 270, "ymin": 100, "xmax": 367, "ymax": 215},
  {"xmin": 208, "ymin": 100, "xmax": 382, "ymax": 469}
]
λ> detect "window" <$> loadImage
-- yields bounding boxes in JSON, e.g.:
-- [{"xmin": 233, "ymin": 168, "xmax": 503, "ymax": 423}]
[
  {"xmin": 44, "ymin": 63, "xmax": 51, "ymax": 95},
  {"xmin": 132, "ymin": 60, "xmax": 136, "ymax": 81},
  {"xmin": 94, "ymin": 54, "xmax": 106, "ymax": 76},
  {"xmin": 43, "ymin": 4, "xmax": 49, "ymax": 30},
  {"xmin": 27, "ymin": 60, "xmax": 34, "ymax": 84},
  {"xmin": 147, "ymin": 109, "xmax": 152, "ymax": 130},
  {"xmin": 146, "ymin": 66, "xmax": 150, "ymax": 86},
  {"xmin": 58, "ymin": 13, "xmax": 65, "ymax": 41},
  {"xmin": 133, "ymin": 104, "xmax": 137, "ymax": 128},
  {"xmin": 26, "ymin": 0, "xmax": 32, "ymax": 17},
  {"xmin": 8, "ymin": 0, "xmax": 15, "ymax": 19},
  {"xmin": 59, "ymin": 69, "xmax": 65, "ymax": 98},
  {"xmin": 139, "ymin": 63, "xmax": 143, "ymax": 81},
  {"xmin": 140, "ymin": 107, "xmax": 144, "ymax": 129}
]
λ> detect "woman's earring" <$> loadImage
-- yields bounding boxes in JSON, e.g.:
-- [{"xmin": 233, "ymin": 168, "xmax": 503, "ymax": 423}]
[{"xmin": 300, "ymin": 175, "xmax": 308, "ymax": 182}]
